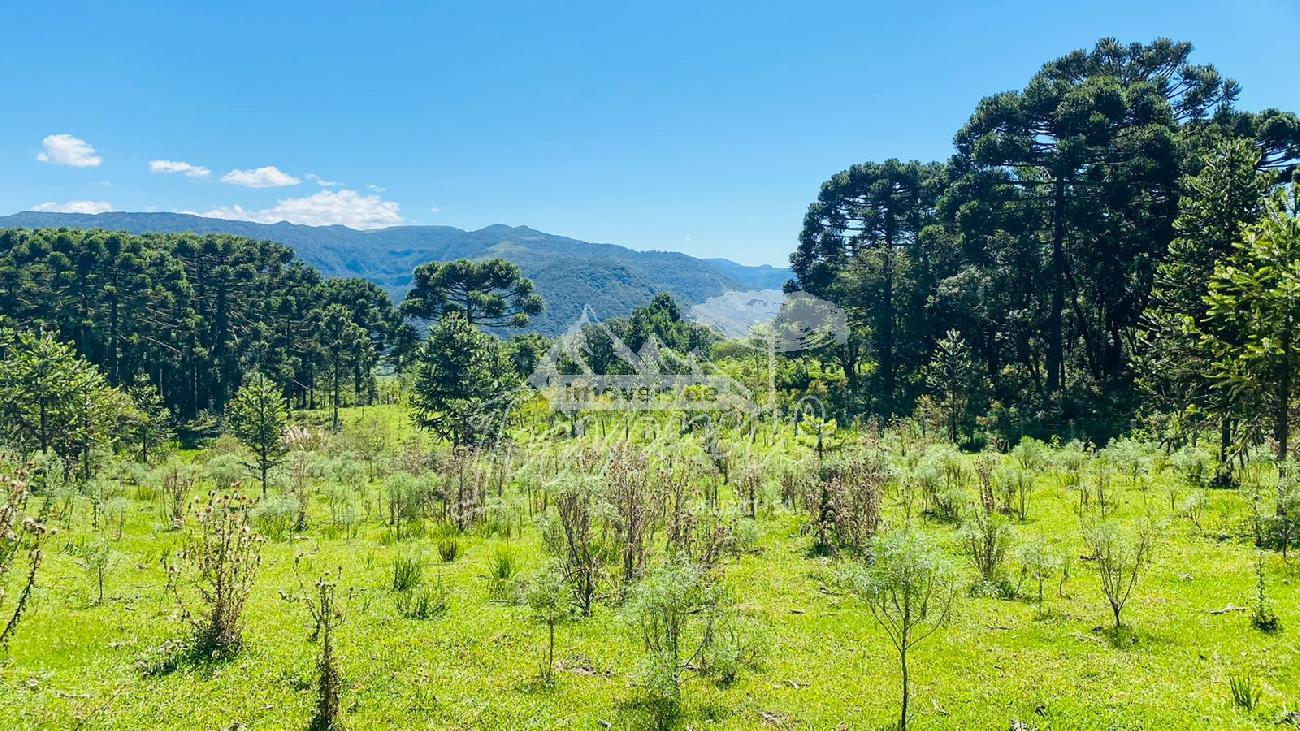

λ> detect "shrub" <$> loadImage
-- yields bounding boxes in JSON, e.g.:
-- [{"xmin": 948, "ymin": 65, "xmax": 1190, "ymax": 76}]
[
  {"xmin": 1017, "ymin": 535, "xmax": 1062, "ymax": 610},
  {"xmin": 807, "ymin": 450, "xmax": 886, "ymax": 556},
  {"xmin": 627, "ymin": 560, "xmax": 723, "ymax": 729},
  {"xmin": 1084, "ymin": 519, "xmax": 1155, "ymax": 632},
  {"xmin": 997, "ymin": 463, "xmax": 1033, "ymax": 521},
  {"xmin": 527, "ymin": 563, "xmax": 571, "ymax": 683},
  {"xmin": 103, "ymin": 496, "xmax": 131, "ymax": 539},
  {"xmin": 916, "ymin": 444, "xmax": 966, "ymax": 522},
  {"xmin": 75, "ymin": 537, "xmax": 118, "ymax": 605},
  {"xmin": 844, "ymin": 528, "xmax": 958, "ymax": 731},
  {"xmin": 165, "ymin": 492, "xmax": 264, "ymax": 656},
  {"xmin": 157, "ymin": 461, "xmax": 199, "ymax": 530},
  {"xmin": 1250, "ymin": 553, "xmax": 1279, "ymax": 633},
  {"xmin": 384, "ymin": 472, "xmax": 426, "ymax": 540},
  {"xmin": 605, "ymin": 446, "xmax": 661, "ymax": 592},
  {"xmin": 963, "ymin": 501, "xmax": 1011, "ymax": 594},
  {"xmin": 543, "ymin": 473, "xmax": 604, "ymax": 616},
  {"xmin": 205, "ymin": 453, "xmax": 246, "ymax": 491},
  {"xmin": 249, "ymin": 495, "xmax": 300, "ymax": 541}
]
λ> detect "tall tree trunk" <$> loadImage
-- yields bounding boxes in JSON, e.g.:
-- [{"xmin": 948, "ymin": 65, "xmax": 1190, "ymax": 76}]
[{"xmin": 1046, "ymin": 177, "xmax": 1067, "ymax": 394}]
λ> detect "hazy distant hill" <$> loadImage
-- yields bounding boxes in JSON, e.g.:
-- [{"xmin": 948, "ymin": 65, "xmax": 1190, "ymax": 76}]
[{"xmin": 0, "ymin": 211, "xmax": 791, "ymax": 335}]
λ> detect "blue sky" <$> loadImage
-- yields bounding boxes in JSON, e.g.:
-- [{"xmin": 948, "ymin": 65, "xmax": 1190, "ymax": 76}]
[{"xmin": 2, "ymin": 1, "xmax": 1297, "ymax": 266}]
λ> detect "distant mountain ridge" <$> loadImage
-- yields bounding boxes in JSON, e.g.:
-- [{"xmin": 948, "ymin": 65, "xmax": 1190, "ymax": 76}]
[{"xmin": 0, "ymin": 211, "xmax": 791, "ymax": 335}]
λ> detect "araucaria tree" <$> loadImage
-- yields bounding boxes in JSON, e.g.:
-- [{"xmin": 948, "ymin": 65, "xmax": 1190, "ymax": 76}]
[
  {"xmin": 1200, "ymin": 189, "xmax": 1300, "ymax": 467},
  {"xmin": 401, "ymin": 258, "xmax": 543, "ymax": 328},
  {"xmin": 791, "ymin": 159, "xmax": 945, "ymax": 412},
  {"xmin": 1141, "ymin": 138, "xmax": 1270, "ymax": 470},
  {"xmin": 411, "ymin": 313, "xmax": 521, "ymax": 447},
  {"xmin": 0, "ymin": 329, "xmax": 127, "ymax": 480},
  {"xmin": 846, "ymin": 528, "xmax": 958, "ymax": 731},
  {"xmin": 227, "ymin": 372, "xmax": 289, "ymax": 494}
]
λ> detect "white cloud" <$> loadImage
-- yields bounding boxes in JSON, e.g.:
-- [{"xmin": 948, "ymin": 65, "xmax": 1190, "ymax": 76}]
[
  {"xmin": 305, "ymin": 173, "xmax": 340, "ymax": 187},
  {"xmin": 36, "ymin": 134, "xmax": 102, "ymax": 167},
  {"xmin": 32, "ymin": 200, "xmax": 113, "ymax": 214},
  {"xmin": 150, "ymin": 159, "xmax": 210, "ymax": 178},
  {"xmin": 197, "ymin": 189, "xmax": 402, "ymax": 229},
  {"xmin": 221, "ymin": 165, "xmax": 300, "ymax": 188}
]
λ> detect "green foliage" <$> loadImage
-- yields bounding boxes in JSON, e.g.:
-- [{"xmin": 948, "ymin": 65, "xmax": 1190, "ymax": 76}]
[
  {"xmin": 845, "ymin": 527, "xmax": 959, "ymax": 731},
  {"xmin": 1084, "ymin": 519, "xmax": 1156, "ymax": 632},
  {"xmin": 1229, "ymin": 673, "xmax": 1262, "ymax": 711},
  {"xmin": 627, "ymin": 560, "xmax": 725, "ymax": 728},
  {"xmin": 527, "ymin": 563, "xmax": 571, "ymax": 682},
  {"xmin": 0, "ymin": 229, "xmax": 398, "ymax": 419},
  {"xmin": 227, "ymin": 372, "xmax": 288, "ymax": 494},
  {"xmin": 0, "ymin": 329, "xmax": 129, "ymax": 478},
  {"xmin": 1202, "ymin": 189, "xmax": 1300, "ymax": 463},
  {"xmin": 411, "ymin": 314, "xmax": 521, "ymax": 447},
  {"xmin": 401, "ymin": 258, "xmax": 543, "ymax": 328},
  {"xmin": 390, "ymin": 552, "xmax": 425, "ymax": 593},
  {"xmin": 249, "ymin": 496, "xmax": 300, "ymax": 541}
]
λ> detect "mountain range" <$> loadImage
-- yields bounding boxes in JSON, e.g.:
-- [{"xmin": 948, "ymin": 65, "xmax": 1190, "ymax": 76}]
[{"xmin": 0, "ymin": 211, "xmax": 790, "ymax": 335}]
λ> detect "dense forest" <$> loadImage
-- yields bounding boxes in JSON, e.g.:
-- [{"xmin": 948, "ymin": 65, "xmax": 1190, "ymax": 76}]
[{"xmin": 789, "ymin": 38, "xmax": 1300, "ymax": 450}]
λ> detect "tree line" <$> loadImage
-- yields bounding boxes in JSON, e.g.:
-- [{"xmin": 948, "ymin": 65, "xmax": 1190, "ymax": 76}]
[
  {"xmin": 789, "ymin": 37, "xmax": 1300, "ymax": 452},
  {"xmin": 0, "ymin": 228, "xmax": 407, "ymax": 421}
]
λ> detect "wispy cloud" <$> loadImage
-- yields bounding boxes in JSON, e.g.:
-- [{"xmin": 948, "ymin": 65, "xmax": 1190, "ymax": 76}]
[
  {"xmin": 221, "ymin": 165, "xmax": 300, "ymax": 188},
  {"xmin": 32, "ymin": 200, "xmax": 113, "ymax": 214},
  {"xmin": 197, "ymin": 189, "xmax": 402, "ymax": 229},
  {"xmin": 305, "ymin": 173, "xmax": 340, "ymax": 187},
  {"xmin": 36, "ymin": 134, "xmax": 102, "ymax": 167},
  {"xmin": 150, "ymin": 159, "xmax": 210, "ymax": 177}
]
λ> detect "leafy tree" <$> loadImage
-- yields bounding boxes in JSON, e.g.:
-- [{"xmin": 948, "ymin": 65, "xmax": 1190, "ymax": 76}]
[
  {"xmin": 924, "ymin": 330, "xmax": 982, "ymax": 444},
  {"xmin": 1141, "ymin": 138, "xmax": 1270, "ymax": 467},
  {"xmin": 0, "ymin": 329, "xmax": 124, "ymax": 477},
  {"xmin": 792, "ymin": 160, "xmax": 946, "ymax": 412},
  {"xmin": 1201, "ymin": 189, "xmax": 1300, "ymax": 466},
  {"xmin": 316, "ymin": 304, "xmax": 368, "ymax": 431},
  {"xmin": 227, "ymin": 372, "xmax": 288, "ymax": 494},
  {"xmin": 401, "ymin": 258, "xmax": 543, "ymax": 328},
  {"xmin": 411, "ymin": 313, "xmax": 521, "ymax": 446},
  {"xmin": 126, "ymin": 374, "xmax": 174, "ymax": 464},
  {"xmin": 845, "ymin": 528, "xmax": 958, "ymax": 731}
]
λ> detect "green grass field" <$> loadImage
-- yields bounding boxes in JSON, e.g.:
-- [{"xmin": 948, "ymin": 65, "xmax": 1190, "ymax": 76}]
[{"xmin": 1, "ymin": 405, "xmax": 1297, "ymax": 730}]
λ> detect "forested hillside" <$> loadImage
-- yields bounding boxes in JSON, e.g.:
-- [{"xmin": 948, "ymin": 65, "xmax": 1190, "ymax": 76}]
[{"xmin": 0, "ymin": 212, "xmax": 788, "ymax": 334}]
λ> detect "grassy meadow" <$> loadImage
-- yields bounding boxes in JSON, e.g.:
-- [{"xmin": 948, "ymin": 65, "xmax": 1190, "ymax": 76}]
[{"xmin": 1, "ymin": 404, "xmax": 1297, "ymax": 730}]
